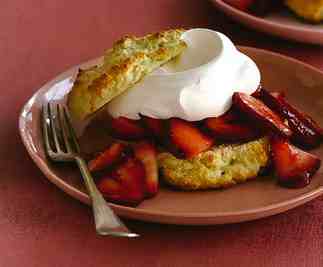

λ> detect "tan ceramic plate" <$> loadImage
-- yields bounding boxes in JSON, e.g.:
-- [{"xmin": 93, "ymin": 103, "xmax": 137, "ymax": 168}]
[
  {"xmin": 211, "ymin": 0, "xmax": 323, "ymax": 45},
  {"xmin": 19, "ymin": 47, "xmax": 323, "ymax": 225}
]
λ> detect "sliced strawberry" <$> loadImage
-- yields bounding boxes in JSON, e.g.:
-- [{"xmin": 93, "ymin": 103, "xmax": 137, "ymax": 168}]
[
  {"xmin": 169, "ymin": 118, "xmax": 214, "ymax": 158},
  {"xmin": 140, "ymin": 115, "xmax": 166, "ymax": 140},
  {"xmin": 251, "ymin": 86, "xmax": 263, "ymax": 98},
  {"xmin": 134, "ymin": 141, "xmax": 159, "ymax": 197},
  {"xmin": 97, "ymin": 157, "xmax": 146, "ymax": 205},
  {"xmin": 259, "ymin": 89, "xmax": 323, "ymax": 148},
  {"xmin": 204, "ymin": 110, "xmax": 258, "ymax": 142},
  {"xmin": 110, "ymin": 117, "xmax": 146, "ymax": 140},
  {"xmin": 88, "ymin": 142, "xmax": 128, "ymax": 172},
  {"xmin": 232, "ymin": 92, "xmax": 292, "ymax": 138},
  {"xmin": 270, "ymin": 91, "xmax": 285, "ymax": 98},
  {"xmin": 223, "ymin": 0, "xmax": 254, "ymax": 11},
  {"xmin": 114, "ymin": 157, "xmax": 146, "ymax": 203},
  {"xmin": 97, "ymin": 178, "xmax": 126, "ymax": 203},
  {"xmin": 271, "ymin": 137, "xmax": 321, "ymax": 188},
  {"xmin": 252, "ymin": 86, "xmax": 285, "ymax": 100}
]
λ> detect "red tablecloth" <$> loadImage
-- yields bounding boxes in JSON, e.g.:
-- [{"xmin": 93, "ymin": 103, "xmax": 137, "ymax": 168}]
[{"xmin": 2, "ymin": 1, "xmax": 323, "ymax": 266}]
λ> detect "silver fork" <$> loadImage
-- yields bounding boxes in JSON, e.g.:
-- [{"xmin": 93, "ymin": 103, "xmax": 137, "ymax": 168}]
[{"xmin": 42, "ymin": 102, "xmax": 139, "ymax": 237}]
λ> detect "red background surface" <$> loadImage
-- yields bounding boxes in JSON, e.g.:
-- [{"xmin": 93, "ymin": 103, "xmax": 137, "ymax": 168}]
[{"xmin": 2, "ymin": 0, "xmax": 323, "ymax": 266}]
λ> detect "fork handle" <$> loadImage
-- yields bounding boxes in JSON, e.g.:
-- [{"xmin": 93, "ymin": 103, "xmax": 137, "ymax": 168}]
[{"xmin": 75, "ymin": 157, "xmax": 139, "ymax": 237}]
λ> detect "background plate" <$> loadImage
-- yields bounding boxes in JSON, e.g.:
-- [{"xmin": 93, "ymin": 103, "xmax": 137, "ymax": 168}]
[
  {"xmin": 19, "ymin": 47, "xmax": 323, "ymax": 225},
  {"xmin": 211, "ymin": 0, "xmax": 323, "ymax": 45}
]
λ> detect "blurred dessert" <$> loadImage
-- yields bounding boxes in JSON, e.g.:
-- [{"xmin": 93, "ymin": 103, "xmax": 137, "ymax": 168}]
[
  {"xmin": 286, "ymin": 0, "xmax": 323, "ymax": 23},
  {"xmin": 224, "ymin": 0, "xmax": 323, "ymax": 23}
]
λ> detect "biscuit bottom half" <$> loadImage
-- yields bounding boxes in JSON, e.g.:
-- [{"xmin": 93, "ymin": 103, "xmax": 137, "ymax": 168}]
[{"xmin": 158, "ymin": 137, "xmax": 270, "ymax": 190}]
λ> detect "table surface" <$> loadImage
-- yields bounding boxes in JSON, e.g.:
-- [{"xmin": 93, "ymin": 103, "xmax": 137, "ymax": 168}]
[{"xmin": 2, "ymin": 1, "xmax": 323, "ymax": 266}]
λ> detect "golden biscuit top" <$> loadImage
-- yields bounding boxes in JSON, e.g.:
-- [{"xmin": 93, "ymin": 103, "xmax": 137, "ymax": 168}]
[
  {"xmin": 286, "ymin": 0, "xmax": 323, "ymax": 22},
  {"xmin": 67, "ymin": 29, "xmax": 187, "ymax": 120}
]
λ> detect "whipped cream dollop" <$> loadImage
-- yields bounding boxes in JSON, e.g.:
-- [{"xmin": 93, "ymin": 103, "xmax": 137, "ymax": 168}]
[{"xmin": 107, "ymin": 29, "xmax": 261, "ymax": 121}]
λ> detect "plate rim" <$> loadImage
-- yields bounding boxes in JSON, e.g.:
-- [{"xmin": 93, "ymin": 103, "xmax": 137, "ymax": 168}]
[
  {"xmin": 211, "ymin": 0, "xmax": 323, "ymax": 45},
  {"xmin": 19, "ymin": 46, "xmax": 323, "ymax": 225}
]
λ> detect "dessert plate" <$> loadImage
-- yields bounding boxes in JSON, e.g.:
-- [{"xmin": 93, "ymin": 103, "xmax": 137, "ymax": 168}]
[
  {"xmin": 19, "ymin": 47, "xmax": 323, "ymax": 225},
  {"xmin": 211, "ymin": 0, "xmax": 323, "ymax": 45}
]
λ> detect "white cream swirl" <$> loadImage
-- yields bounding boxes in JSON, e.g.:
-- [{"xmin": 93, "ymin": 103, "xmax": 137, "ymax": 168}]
[{"xmin": 107, "ymin": 29, "xmax": 261, "ymax": 121}]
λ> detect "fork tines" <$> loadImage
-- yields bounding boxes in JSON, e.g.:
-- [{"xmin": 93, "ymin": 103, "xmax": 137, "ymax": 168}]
[{"xmin": 42, "ymin": 102, "xmax": 80, "ymax": 161}]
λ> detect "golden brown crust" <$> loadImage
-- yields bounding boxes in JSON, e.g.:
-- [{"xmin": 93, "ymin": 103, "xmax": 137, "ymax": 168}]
[
  {"xmin": 286, "ymin": 0, "xmax": 323, "ymax": 22},
  {"xmin": 158, "ymin": 137, "xmax": 271, "ymax": 190},
  {"xmin": 67, "ymin": 29, "xmax": 187, "ymax": 120}
]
